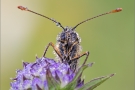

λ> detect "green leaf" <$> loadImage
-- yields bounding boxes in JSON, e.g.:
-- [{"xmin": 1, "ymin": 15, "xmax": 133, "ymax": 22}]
[
  {"xmin": 62, "ymin": 63, "xmax": 94, "ymax": 90},
  {"xmin": 76, "ymin": 74, "xmax": 115, "ymax": 90}
]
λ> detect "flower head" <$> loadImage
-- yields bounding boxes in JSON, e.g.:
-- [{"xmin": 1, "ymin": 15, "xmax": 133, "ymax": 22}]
[{"xmin": 10, "ymin": 57, "xmax": 114, "ymax": 90}]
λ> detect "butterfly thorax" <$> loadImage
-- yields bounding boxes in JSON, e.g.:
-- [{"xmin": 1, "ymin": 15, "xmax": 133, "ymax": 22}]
[{"xmin": 56, "ymin": 27, "xmax": 82, "ymax": 70}]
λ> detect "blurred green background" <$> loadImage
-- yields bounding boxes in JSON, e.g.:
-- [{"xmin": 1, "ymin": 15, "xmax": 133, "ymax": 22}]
[{"xmin": 1, "ymin": 0, "xmax": 134, "ymax": 90}]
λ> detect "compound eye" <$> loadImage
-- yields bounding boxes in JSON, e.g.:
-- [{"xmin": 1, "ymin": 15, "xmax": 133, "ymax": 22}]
[
  {"xmin": 71, "ymin": 33, "xmax": 77, "ymax": 41},
  {"xmin": 61, "ymin": 33, "xmax": 66, "ymax": 40}
]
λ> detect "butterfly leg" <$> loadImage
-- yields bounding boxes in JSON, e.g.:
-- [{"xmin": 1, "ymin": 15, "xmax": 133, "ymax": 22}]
[
  {"xmin": 71, "ymin": 51, "xmax": 90, "ymax": 66},
  {"xmin": 43, "ymin": 42, "xmax": 62, "ymax": 60}
]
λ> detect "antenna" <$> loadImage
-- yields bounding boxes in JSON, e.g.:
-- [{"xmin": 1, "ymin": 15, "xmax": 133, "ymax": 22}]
[
  {"xmin": 72, "ymin": 8, "xmax": 122, "ymax": 30},
  {"xmin": 18, "ymin": 6, "xmax": 65, "ymax": 30}
]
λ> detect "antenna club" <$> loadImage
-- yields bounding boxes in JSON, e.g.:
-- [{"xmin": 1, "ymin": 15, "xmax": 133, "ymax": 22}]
[
  {"xmin": 18, "ymin": 6, "xmax": 28, "ymax": 11},
  {"xmin": 111, "ymin": 8, "xmax": 122, "ymax": 13}
]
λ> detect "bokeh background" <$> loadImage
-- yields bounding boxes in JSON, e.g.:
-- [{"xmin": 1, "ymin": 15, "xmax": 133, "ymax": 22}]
[{"xmin": 1, "ymin": 0, "xmax": 134, "ymax": 90}]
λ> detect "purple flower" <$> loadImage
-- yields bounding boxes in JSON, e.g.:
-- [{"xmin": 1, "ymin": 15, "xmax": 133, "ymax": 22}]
[{"xmin": 10, "ymin": 57, "xmax": 114, "ymax": 90}]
